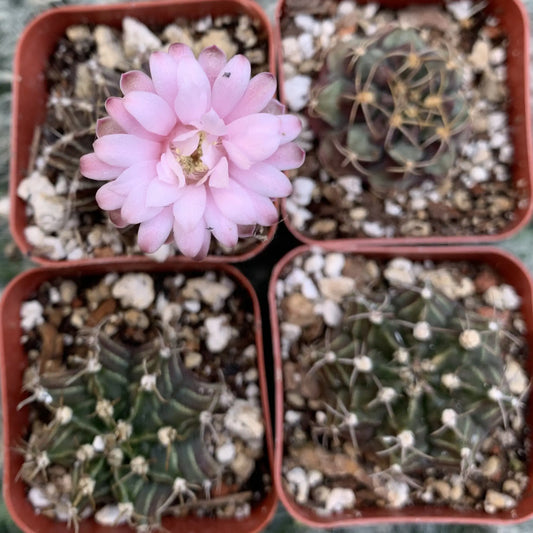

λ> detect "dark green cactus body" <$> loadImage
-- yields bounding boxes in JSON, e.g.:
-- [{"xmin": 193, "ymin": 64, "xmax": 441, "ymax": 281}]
[
  {"xmin": 316, "ymin": 285, "xmax": 513, "ymax": 474},
  {"xmin": 22, "ymin": 329, "xmax": 221, "ymax": 529},
  {"xmin": 310, "ymin": 27, "xmax": 469, "ymax": 191}
]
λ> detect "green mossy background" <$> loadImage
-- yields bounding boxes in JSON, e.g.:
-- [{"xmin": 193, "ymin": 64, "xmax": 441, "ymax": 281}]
[{"xmin": 0, "ymin": 1, "xmax": 532, "ymax": 532}]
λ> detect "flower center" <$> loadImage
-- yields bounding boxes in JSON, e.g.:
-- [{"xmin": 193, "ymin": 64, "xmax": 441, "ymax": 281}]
[{"xmin": 174, "ymin": 131, "xmax": 208, "ymax": 178}]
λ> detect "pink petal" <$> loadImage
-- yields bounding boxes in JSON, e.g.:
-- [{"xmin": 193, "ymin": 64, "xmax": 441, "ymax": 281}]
[
  {"xmin": 210, "ymin": 179, "xmax": 258, "ymax": 225},
  {"xmin": 192, "ymin": 108, "xmax": 226, "ymax": 137},
  {"xmin": 174, "ymin": 219, "xmax": 210, "ymax": 259},
  {"xmin": 109, "ymin": 209, "xmax": 128, "ymax": 228},
  {"xmin": 225, "ymin": 72, "xmax": 276, "ymax": 122},
  {"xmin": 124, "ymin": 91, "xmax": 176, "ymax": 136},
  {"xmin": 195, "ymin": 231, "xmax": 212, "ymax": 260},
  {"xmin": 120, "ymin": 70, "xmax": 155, "ymax": 94},
  {"xmin": 198, "ymin": 45, "xmax": 227, "ymax": 86},
  {"xmin": 231, "ymin": 162, "xmax": 292, "ymax": 198},
  {"xmin": 211, "ymin": 54, "xmax": 251, "ymax": 118},
  {"xmin": 168, "ymin": 43, "xmax": 195, "ymax": 61},
  {"xmin": 149, "ymin": 51, "xmax": 179, "ymax": 107},
  {"xmin": 160, "ymin": 149, "xmax": 186, "ymax": 186},
  {"xmin": 80, "ymin": 153, "xmax": 124, "ymax": 180},
  {"xmin": 174, "ymin": 56, "xmax": 211, "ymax": 124},
  {"xmin": 223, "ymin": 113, "xmax": 281, "ymax": 169},
  {"xmin": 146, "ymin": 178, "xmax": 183, "ymax": 207},
  {"xmin": 137, "ymin": 206, "xmax": 174, "ymax": 253},
  {"xmin": 279, "ymin": 115, "xmax": 302, "ymax": 144},
  {"xmin": 109, "ymin": 161, "xmax": 157, "ymax": 195},
  {"xmin": 172, "ymin": 131, "xmax": 200, "ymax": 157},
  {"xmin": 264, "ymin": 142, "xmax": 305, "ymax": 170},
  {"xmin": 121, "ymin": 187, "xmax": 162, "ymax": 224},
  {"xmin": 172, "ymin": 185, "xmax": 207, "ymax": 232},
  {"xmin": 204, "ymin": 193, "xmax": 238, "ymax": 248},
  {"xmin": 95, "ymin": 183, "xmax": 125, "ymax": 210},
  {"xmin": 207, "ymin": 157, "xmax": 229, "ymax": 188},
  {"xmin": 105, "ymin": 98, "xmax": 162, "ymax": 141},
  {"xmin": 94, "ymin": 134, "xmax": 161, "ymax": 167},
  {"xmin": 262, "ymin": 98, "xmax": 285, "ymax": 115},
  {"xmin": 201, "ymin": 139, "xmax": 224, "ymax": 169},
  {"xmin": 96, "ymin": 117, "xmax": 123, "ymax": 137},
  {"xmin": 244, "ymin": 190, "xmax": 279, "ymax": 226},
  {"xmin": 238, "ymin": 224, "xmax": 256, "ymax": 238}
]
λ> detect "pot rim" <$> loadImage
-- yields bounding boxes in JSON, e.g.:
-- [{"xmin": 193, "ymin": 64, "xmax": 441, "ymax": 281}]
[
  {"xmin": 274, "ymin": 0, "xmax": 533, "ymax": 246},
  {"xmin": 1, "ymin": 259, "xmax": 277, "ymax": 533},
  {"xmin": 269, "ymin": 243, "xmax": 533, "ymax": 527},
  {"xmin": 9, "ymin": 0, "xmax": 278, "ymax": 266}
]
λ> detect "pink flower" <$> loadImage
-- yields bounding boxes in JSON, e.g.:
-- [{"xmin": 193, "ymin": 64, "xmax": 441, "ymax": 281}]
[{"xmin": 80, "ymin": 44, "xmax": 304, "ymax": 259}]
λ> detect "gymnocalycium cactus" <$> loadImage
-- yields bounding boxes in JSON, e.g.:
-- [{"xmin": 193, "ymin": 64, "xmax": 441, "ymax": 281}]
[
  {"xmin": 309, "ymin": 27, "xmax": 470, "ymax": 191},
  {"xmin": 19, "ymin": 324, "xmax": 222, "ymax": 531},
  {"xmin": 309, "ymin": 284, "xmax": 524, "ymax": 481}
]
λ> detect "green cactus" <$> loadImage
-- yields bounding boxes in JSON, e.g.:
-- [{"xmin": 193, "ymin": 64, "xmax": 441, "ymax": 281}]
[
  {"xmin": 309, "ymin": 27, "xmax": 470, "ymax": 191},
  {"xmin": 20, "ymin": 325, "xmax": 221, "ymax": 531},
  {"xmin": 309, "ymin": 284, "xmax": 521, "ymax": 478}
]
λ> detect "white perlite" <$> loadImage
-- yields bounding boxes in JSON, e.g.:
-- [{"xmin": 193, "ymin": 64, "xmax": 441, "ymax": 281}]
[
  {"xmin": 283, "ymin": 75, "xmax": 312, "ymax": 111},
  {"xmin": 325, "ymin": 487, "xmax": 356, "ymax": 513},
  {"xmin": 483, "ymin": 284, "xmax": 521, "ymax": 310},
  {"xmin": 112, "ymin": 273, "xmax": 155, "ymax": 310},
  {"xmin": 224, "ymin": 399, "xmax": 264, "ymax": 442},
  {"xmin": 181, "ymin": 277, "xmax": 233, "ymax": 310},
  {"xmin": 204, "ymin": 315, "xmax": 233, "ymax": 353},
  {"xmin": 122, "ymin": 17, "xmax": 162, "ymax": 58},
  {"xmin": 20, "ymin": 300, "xmax": 44, "ymax": 331}
]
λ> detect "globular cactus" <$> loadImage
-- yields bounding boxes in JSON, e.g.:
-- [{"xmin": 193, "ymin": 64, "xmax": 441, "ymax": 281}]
[
  {"xmin": 20, "ymin": 324, "xmax": 221, "ymax": 531},
  {"xmin": 309, "ymin": 284, "xmax": 522, "ymax": 478},
  {"xmin": 309, "ymin": 27, "xmax": 469, "ymax": 191}
]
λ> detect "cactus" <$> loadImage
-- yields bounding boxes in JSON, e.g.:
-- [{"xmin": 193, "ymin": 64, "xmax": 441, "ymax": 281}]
[
  {"xmin": 308, "ymin": 284, "xmax": 523, "ymax": 478},
  {"xmin": 20, "ymin": 324, "xmax": 222, "ymax": 531},
  {"xmin": 309, "ymin": 27, "xmax": 469, "ymax": 191}
]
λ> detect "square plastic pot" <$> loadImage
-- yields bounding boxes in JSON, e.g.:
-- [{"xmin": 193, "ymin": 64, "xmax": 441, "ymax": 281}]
[
  {"xmin": 10, "ymin": 0, "xmax": 276, "ymax": 266},
  {"xmin": 269, "ymin": 244, "xmax": 533, "ymax": 527},
  {"xmin": 275, "ymin": 0, "xmax": 533, "ymax": 247},
  {"xmin": 0, "ymin": 260, "xmax": 276, "ymax": 533}
]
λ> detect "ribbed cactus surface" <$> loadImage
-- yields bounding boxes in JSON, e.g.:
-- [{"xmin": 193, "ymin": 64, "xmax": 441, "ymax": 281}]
[
  {"xmin": 21, "ymin": 326, "xmax": 221, "ymax": 530},
  {"xmin": 310, "ymin": 27, "xmax": 469, "ymax": 191},
  {"xmin": 313, "ymin": 285, "xmax": 519, "ymax": 474}
]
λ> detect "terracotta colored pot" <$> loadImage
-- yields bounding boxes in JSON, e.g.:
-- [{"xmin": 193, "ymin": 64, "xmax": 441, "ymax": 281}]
[
  {"xmin": 269, "ymin": 244, "xmax": 533, "ymax": 527},
  {"xmin": 275, "ymin": 0, "xmax": 533, "ymax": 247},
  {"xmin": 0, "ymin": 260, "xmax": 276, "ymax": 533},
  {"xmin": 10, "ymin": 0, "xmax": 276, "ymax": 266}
]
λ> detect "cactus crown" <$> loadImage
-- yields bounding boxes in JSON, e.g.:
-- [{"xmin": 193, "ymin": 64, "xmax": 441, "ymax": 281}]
[
  {"xmin": 311, "ymin": 284, "xmax": 521, "ymax": 476},
  {"xmin": 309, "ymin": 27, "xmax": 469, "ymax": 191},
  {"xmin": 20, "ymin": 321, "xmax": 221, "ymax": 531}
]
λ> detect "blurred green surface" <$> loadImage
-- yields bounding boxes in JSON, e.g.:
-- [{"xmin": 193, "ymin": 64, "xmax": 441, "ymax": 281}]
[{"xmin": 0, "ymin": 1, "xmax": 532, "ymax": 532}]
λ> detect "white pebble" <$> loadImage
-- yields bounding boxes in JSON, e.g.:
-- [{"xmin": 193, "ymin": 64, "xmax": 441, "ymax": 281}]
[
  {"xmin": 471, "ymin": 166, "xmax": 489, "ymax": 183},
  {"xmin": 112, "ymin": 273, "xmax": 155, "ymax": 310},
  {"xmin": 314, "ymin": 299, "xmax": 342, "ymax": 327},
  {"xmin": 216, "ymin": 442, "xmax": 236, "ymax": 464},
  {"xmin": 204, "ymin": 316, "xmax": 233, "ymax": 353},
  {"xmin": 287, "ymin": 467, "xmax": 309, "ymax": 503},
  {"xmin": 284, "ymin": 75, "xmax": 312, "ymax": 112},
  {"xmin": 324, "ymin": 253, "xmax": 345, "ymax": 277},
  {"xmin": 363, "ymin": 221, "xmax": 386, "ymax": 238},
  {"xmin": 224, "ymin": 400, "xmax": 264, "ymax": 442},
  {"xmin": 291, "ymin": 177, "xmax": 315, "ymax": 206},
  {"xmin": 122, "ymin": 17, "xmax": 162, "ymax": 58},
  {"xmin": 28, "ymin": 487, "xmax": 52, "ymax": 509},
  {"xmin": 304, "ymin": 253, "xmax": 325, "ymax": 273},
  {"xmin": 484, "ymin": 284, "xmax": 521, "ymax": 310},
  {"xmin": 20, "ymin": 301, "xmax": 44, "ymax": 331},
  {"xmin": 325, "ymin": 487, "xmax": 356, "ymax": 513},
  {"xmin": 298, "ymin": 33, "xmax": 315, "ymax": 59}
]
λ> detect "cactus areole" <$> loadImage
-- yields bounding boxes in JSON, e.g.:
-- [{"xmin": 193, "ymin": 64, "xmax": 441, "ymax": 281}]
[{"xmin": 309, "ymin": 27, "xmax": 470, "ymax": 191}]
